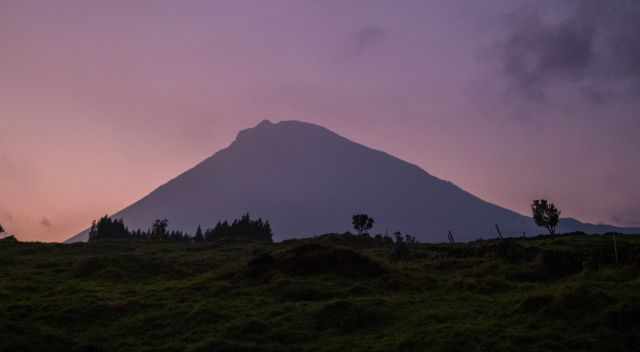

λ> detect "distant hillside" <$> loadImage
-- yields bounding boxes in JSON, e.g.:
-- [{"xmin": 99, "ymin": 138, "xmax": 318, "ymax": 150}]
[{"xmin": 67, "ymin": 120, "xmax": 640, "ymax": 243}]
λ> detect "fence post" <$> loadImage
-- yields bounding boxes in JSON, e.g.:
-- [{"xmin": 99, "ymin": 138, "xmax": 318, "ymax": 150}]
[
  {"xmin": 613, "ymin": 233, "xmax": 619, "ymax": 265},
  {"xmin": 495, "ymin": 224, "xmax": 504, "ymax": 240}
]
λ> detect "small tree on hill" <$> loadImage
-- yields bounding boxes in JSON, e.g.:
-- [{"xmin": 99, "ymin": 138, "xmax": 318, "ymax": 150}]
[
  {"xmin": 0, "ymin": 223, "xmax": 5, "ymax": 234},
  {"xmin": 352, "ymin": 214, "xmax": 374, "ymax": 235},
  {"xmin": 194, "ymin": 225, "xmax": 204, "ymax": 242},
  {"xmin": 531, "ymin": 199, "xmax": 561, "ymax": 235},
  {"xmin": 88, "ymin": 220, "xmax": 97, "ymax": 240},
  {"xmin": 151, "ymin": 219, "xmax": 169, "ymax": 240}
]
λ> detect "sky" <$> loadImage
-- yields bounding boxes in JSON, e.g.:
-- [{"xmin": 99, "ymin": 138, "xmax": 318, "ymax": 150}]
[{"xmin": 1, "ymin": 0, "xmax": 639, "ymax": 242}]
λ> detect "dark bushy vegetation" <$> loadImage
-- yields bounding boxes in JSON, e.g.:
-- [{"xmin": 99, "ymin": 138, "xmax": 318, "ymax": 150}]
[
  {"xmin": 269, "ymin": 243, "xmax": 386, "ymax": 277},
  {"xmin": 2, "ymin": 233, "xmax": 640, "ymax": 351},
  {"xmin": 204, "ymin": 214, "xmax": 272, "ymax": 242},
  {"xmin": 352, "ymin": 214, "xmax": 374, "ymax": 235},
  {"xmin": 531, "ymin": 199, "xmax": 561, "ymax": 235},
  {"xmin": 89, "ymin": 213, "xmax": 272, "ymax": 243}
]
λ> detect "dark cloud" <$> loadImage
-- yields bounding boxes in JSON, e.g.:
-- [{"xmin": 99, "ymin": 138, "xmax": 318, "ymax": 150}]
[
  {"xmin": 499, "ymin": 0, "xmax": 640, "ymax": 102},
  {"xmin": 350, "ymin": 26, "xmax": 387, "ymax": 57},
  {"xmin": 40, "ymin": 217, "xmax": 53, "ymax": 229}
]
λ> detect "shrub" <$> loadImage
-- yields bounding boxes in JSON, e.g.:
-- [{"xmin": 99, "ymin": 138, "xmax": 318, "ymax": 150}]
[{"xmin": 274, "ymin": 244, "xmax": 385, "ymax": 277}]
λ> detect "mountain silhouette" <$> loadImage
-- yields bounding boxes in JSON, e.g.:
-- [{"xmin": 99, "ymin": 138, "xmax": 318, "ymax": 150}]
[{"xmin": 66, "ymin": 120, "xmax": 639, "ymax": 243}]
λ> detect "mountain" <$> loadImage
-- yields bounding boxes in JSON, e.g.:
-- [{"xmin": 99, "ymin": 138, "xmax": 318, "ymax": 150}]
[{"xmin": 66, "ymin": 120, "xmax": 639, "ymax": 243}]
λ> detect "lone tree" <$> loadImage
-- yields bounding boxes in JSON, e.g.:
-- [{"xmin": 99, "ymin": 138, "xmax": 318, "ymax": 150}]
[
  {"xmin": 194, "ymin": 225, "xmax": 204, "ymax": 242},
  {"xmin": 352, "ymin": 214, "xmax": 374, "ymax": 235},
  {"xmin": 531, "ymin": 199, "xmax": 561, "ymax": 235},
  {"xmin": 151, "ymin": 219, "xmax": 169, "ymax": 239},
  {"xmin": 0, "ymin": 223, "xmax": 4, "ymax": 234}
]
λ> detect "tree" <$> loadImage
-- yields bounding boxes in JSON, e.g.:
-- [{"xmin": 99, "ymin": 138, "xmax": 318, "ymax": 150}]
[
  {"xmin": 88, "ymin": 216, "xmax": 130, "ymax": 241},
  {"xmin": 352, "ymin": 214, "xmax": 374, "ymax": 235},
  {"xmin": 88, "ymin": 220, "xmax": 97, "ymax": 240},
  {"xmin": 151, "ymin": 219, "xmax": 169, "ymax": 239},
  {"xmin": 531, "ymin": 199, "xmax": 561, "ymax": 235},
  {"xmin": 0, "ymin": 223, "xmax": 4, "ymax": 234},
  {"xmin": 204, "ymin": 214, "xmax": 272, "ymax": 242},
  {"xmin": 194, "ymin": 225, "xmax": 204, "ymax": 242}
]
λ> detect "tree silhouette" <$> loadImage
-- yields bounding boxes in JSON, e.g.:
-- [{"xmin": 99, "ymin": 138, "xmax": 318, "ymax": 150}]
[
  {"xmin": 89, "ymin": 216, "xmax": 129, "ymax": 241},
  {"xmin": 204, "ymin": 214, "xmax": 272, "ymax": 242},
  {"xmin": 151, "ymin": 219, "xmax": 169, "ymax": 240},
  {"xmin": 85, "ymin": 214, "xmax": 273, "ymax": 243},
  {"xmin": 194, "ymin": 225, "xmax": 204, "ymax": 242},
  {"xmin": 531, "ymin": 199, "xmax": 561, "ymax": 235},
  {"xmin": 352, "ymin": 214, "xmax": 374, "ymax": 235},
  {"xmin": 88, "ymin": 220, "xmax": 97, "ymax": 240},
  {"xmin": 0, "ymin": 223, "xmax": 4, "ymax": 234}
]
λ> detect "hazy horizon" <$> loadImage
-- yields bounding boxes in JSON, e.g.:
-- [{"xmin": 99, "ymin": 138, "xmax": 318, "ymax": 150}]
[{"xmin": 2, "ymin": 0, "xmax": 639, "ymax": 241}]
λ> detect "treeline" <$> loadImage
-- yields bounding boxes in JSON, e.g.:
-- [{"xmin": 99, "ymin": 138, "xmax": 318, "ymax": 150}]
[{"xmin": 88, "ymin": 213, "xmax": 272, "ymax": 242}]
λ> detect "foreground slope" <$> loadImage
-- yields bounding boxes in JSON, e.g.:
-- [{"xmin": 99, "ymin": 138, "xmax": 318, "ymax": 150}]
[
  {"xmin": 67, "ymin": 120, "xmax": 639, "ymax": 242},
  {"xmin": 2, "ymin": 234, "xmax": 640, "ymax": 351}
]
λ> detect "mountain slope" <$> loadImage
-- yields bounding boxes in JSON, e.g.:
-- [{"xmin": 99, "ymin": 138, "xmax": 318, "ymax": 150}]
[{"xmin": 66, "ymin": 120, "xmax": 638, "ymax": 242}]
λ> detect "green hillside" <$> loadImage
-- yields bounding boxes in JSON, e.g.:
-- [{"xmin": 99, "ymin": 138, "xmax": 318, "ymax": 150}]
[{"xmin": 1, "ymin": 233, "xmax": 639, "ymax": 351}]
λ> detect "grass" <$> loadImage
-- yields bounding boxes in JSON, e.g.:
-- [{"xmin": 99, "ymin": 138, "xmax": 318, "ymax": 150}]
[{"xmin": 1, "ymin": 233, "xmax": 639, "ymax": 351}]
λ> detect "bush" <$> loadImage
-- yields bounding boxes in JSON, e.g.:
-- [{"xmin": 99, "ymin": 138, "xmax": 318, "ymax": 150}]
[
  {"xmin": 390, "ymin": 241, "xmax": 410, "ymax": 260},
  {"xmin": 274, "ymin": 280, "xmax": 334, "ymax": 302},
  {"xmin": 389, "ymin": 232, "xmax": 416, "ymax": 261},
  {"xmin": 510, "ymin": 249, "xmax": 583, "ymax": 282},
  {"xmin": 0, "ymin": 235, "xmax": 18, "ymax": 244},
  {"xmin": 246, "ymin": 253, "xmax": 275, "ymax": 276},
  {"xmin": 532, "ymin": 250, "xmax": 584, "ymax": 279},
  {"xmin": 274, "ymin": 244, "xmax": 385, "ymax": 277}
]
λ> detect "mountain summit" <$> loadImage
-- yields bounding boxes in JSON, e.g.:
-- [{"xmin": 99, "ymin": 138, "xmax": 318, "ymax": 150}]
[{"xmin": 66, "ymin": 120, "xmax": 637, "ymax": 243}]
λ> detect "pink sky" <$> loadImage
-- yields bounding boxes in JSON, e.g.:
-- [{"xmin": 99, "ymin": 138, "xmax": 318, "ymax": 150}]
[{"xmin": 1, "ymin": 0, "xmax": 638, "ymax": 241}]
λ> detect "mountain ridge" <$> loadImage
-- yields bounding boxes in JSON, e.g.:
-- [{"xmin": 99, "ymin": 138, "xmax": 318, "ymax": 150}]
[{"xmin": 66, "ymin": 119, "xmax": 639, "ymax": 243}]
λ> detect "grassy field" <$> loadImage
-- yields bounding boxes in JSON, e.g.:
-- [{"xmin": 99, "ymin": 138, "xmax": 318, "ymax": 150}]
[{"xmin": 1, "ymin": 233, "xmax": 639, "ymax": 352}]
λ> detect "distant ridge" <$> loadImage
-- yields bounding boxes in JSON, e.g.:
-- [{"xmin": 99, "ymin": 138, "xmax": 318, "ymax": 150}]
[{"xmin": 66, "ymin": 120, "xmax": 639, "ymax": 243}]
